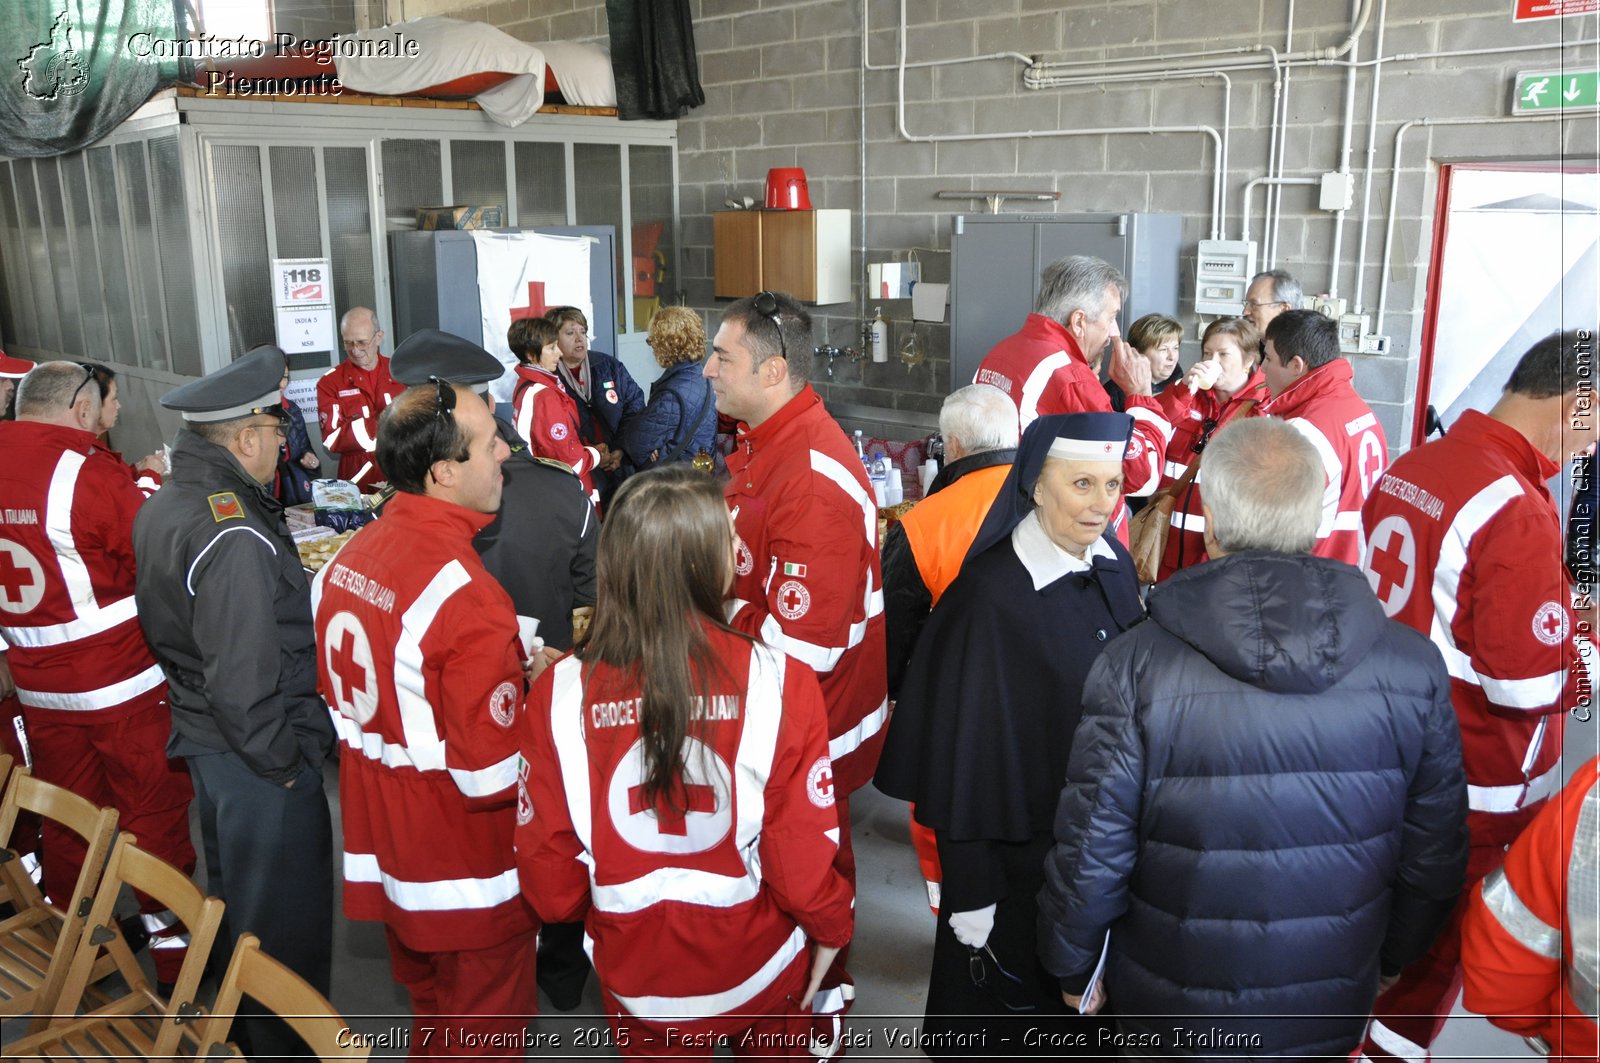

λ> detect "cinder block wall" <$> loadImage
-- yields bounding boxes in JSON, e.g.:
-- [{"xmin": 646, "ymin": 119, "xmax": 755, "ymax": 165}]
[{"xmin": 441, "ymin": 0, "xmax": 1598, "ymax": 443}]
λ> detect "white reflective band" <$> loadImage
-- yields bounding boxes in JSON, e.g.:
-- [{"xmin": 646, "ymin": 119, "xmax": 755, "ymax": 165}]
[
  {"xmin": 514, "ymin": 387, "xmax": 537, "ymax": 447},
  {"xmin": 343, "ymin": 851, "xmax": 520, "ymax": 912},
  {"xmin": 829, "ymin": 697, "xmax": 889, "ymax": 763},
  {"xmin": 16, "ymin": 662, "xmax": 165, "ymax": 712},
  {"xmin": 187, "ymin": 526, "xmax": 277, "ymax": 596},
  {"xmin": 1429, "ymin": 474, "xmax": 1523, "ymax": 664},
  {"xmin": 724, "ymin": 598, "xmax": 751, "ymax": 624},
  {"xmin": 825, "ymin": 827, "xmax": 840, "ymax": 846},
  {"xmin": 392, "ymin": 561, "xmax": 472, "ymax": 772},
  {"xmin": 1170, "ymin": 511, "xmax": 1205, "ymax": 532},
  {"xmin": 1467, "ymin": 760, "xmax": 1563, "ymax": 814},
  {"xmin": 1333, "ymin": 509, "xmax": 1363, "ymax": 532},
  {"xmin": 1367, "ymin": 1019, "xmax": 1427, "ymax": 1063},
  {"xmin": 611, "ymin": 925, "xmax": 806, "ymax": 1021},
  {"xmin": 323, "ymin": 405, "xmax": 344, "ymax": 447},
  {"xmin": 1286, "ymin": 418, "xmax": 1341, "ymax": 537},
  {"xmin": 592, "ymin": 864, "xmax": 760, "ymax": 915},
  {"xmin": 331, "ymin": 709, "xmax": 421, "ymax": 771},
  {"xmin": 1126, "ymin": 404, "xmax": 1175, "ymax": 444},
  {"xmin": 141, "ymin": 910, "xmax": 181, "ymax": 934},
  {"xmin": 811, "ymin": 982, "xmax": 853, "ymax": 1015},
  {"xmin": 1523, "ymin": 718, "xmax": 1548, "ymax": 777},
  {"xmin": 351, "ymin": 461, "xmax": 374, "ymax": 485},
  {"xmin": 809, "ymin": 450, "xmax": 875, "ymax": 550},
  {"xmin": 1164, "ymin": 460, "xmax": 1190, "ymax": 480},
  {"xmin": 46, "ymin": 450, "xmax": 99, "ymax": 613},
  {"xmin": 1478, "ymin": 669, "xmax": 1566, "ymax": 711},
  {"xmin": 549, "ymin": 656, "xmax": 593, "ymax": 851},
  {"xmin": 1017, "ymin": 352, "xmax": 1073, "ymax": 430},
  {"xmin": 352, "ymin": 417, "xmax": 377, "ymax": 453},
  {"xmin": 1480, "ymin": 868, "xmax": 1561, "ymax": 959},
  {"xmin": 448, "ymin": 752, "xmax": 520, "ymax": 800},
  {"xmin": 0, "ymin": 594, "xmax": 138, "ymax": 648},
  {"xmin": 149, "ymin": 932, "xmax": 190, "ymax": 950},
  {"xmin": 1569, "ymin": 783, "xmax": 1599, "ymax": 1019}
]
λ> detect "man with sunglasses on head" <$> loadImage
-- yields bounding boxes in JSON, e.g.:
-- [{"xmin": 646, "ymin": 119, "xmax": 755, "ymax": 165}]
[
  {"xmin": 312, "ymin": 365, "xmax": 540, "ymax": 1051},
  {"xmin": 706, "ymin": 291, "xmax": 887, "ymax": 1053},
  {"xmin": 133, "ymin": 344, "xmax": 335, "ymax": 1059},
  {"xmin": 0, "ymin": 360, "xmax": 197, "ymax": 992}
]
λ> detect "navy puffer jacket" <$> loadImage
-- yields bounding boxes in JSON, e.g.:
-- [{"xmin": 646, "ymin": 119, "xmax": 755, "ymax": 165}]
[
  {"xmin": 620, "ymin": 360, "xmax": 717, "ymax": 469},
  {"xmin": 1038, "ymin": 551, "xmax": 1468, "ymax": 1059}
]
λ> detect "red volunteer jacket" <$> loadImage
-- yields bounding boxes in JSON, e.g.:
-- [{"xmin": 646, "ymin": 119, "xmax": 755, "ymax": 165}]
[
  {"xmin": 1152, "ymin": 371, "xmax": 1270, "ymax": 582},
  {"xmin": 1462, "ymin": 756, "xmax": 1599, "ymax": 1060},
  {"xmin": 1257, "ymin": 357, "xmax": 1388, "ymax": 565},
  {"xmin": 1360, "ymin": 411, "xmax": 1581, "ymax": 843},
  {"xmin": 517, "ymin": 631, "xmax": 853, "ymax": 1031},
  {"xmin": 0, "ymin": 421, "xmax": 165, "ymax": 719},
  {"xmin": 512, "ymin": 365, "xmax": 601, "ymax": 507},
  {"xmin": 316, "ymin": 356, "xmax": 405, "ymax": 488},
  {"xmin": 724, "ymin": 386, "xmax": 888, "ymax": 795},
  {"xmin": 973, "ymin": 314, "xmax": 1172, "ymax": 540},
  {"xmin": 311, "ymin": 491, "xmax": 531, "ymax": 952}
]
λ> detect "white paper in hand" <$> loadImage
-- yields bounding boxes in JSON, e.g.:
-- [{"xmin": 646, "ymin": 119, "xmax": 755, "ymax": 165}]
[{"xmin": 1079, "ymin": 931, "xmax": 1110, "ymax": 1014}]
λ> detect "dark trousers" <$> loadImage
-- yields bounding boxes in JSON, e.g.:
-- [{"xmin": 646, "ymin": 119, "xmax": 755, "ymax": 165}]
[{"xmin": 187, "ymin": 750, "xmax": 333, "ymax": 1058}]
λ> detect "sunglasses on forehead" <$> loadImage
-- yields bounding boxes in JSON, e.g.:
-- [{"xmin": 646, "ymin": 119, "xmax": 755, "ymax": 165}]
[
  {"xmin": 752, "ymin": 291, "xmax": 789, "ymax": 361},
  {"xmin": 70, "ymin": 362, "xmax": 105, "ymax": 406}
]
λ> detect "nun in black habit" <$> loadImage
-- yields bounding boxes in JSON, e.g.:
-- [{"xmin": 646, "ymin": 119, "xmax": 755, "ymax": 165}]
[{"xmin": 875, "ymin": 413, "xmax": 1145, "ymax": 1058}]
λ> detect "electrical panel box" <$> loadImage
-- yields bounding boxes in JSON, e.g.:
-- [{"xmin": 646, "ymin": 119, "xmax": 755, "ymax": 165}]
[
  {"xmin": 950, "ymin": 212, "xmax": 1183, "ymax": 390},
  {"xmin": 1319, "ymin": 172, "xmax": 1355, "ymax": 212},
  {"xmin": 1194, "ymin": 239, "xmax": 1257, "ymax": 316}
]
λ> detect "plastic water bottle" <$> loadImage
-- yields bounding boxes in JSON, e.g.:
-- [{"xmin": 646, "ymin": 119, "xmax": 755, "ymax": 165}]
[{"xmin": 868, "ymin": 450, "xmax": 890, "ymax": 507}]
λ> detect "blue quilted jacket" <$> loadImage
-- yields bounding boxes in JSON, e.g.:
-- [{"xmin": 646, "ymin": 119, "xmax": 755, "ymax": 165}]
[
  {"xmin": 1038, "ymin": 551, "xmax": 1468, "ymax": 1059},
  {"xmin": 620, "ymin": 360, "xmax": 717, "ymax": 469}
]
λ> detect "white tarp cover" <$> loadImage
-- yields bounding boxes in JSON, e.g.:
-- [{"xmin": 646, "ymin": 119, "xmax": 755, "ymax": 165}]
[{"xmin": 335, "ymin": 17, "xmax": 615, "ymax": 127}]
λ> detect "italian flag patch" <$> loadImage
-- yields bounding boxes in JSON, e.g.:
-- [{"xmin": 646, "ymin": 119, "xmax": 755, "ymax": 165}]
[{"xmin": 783, "ymin": 562, "xmax": 807, "ymax": 578}]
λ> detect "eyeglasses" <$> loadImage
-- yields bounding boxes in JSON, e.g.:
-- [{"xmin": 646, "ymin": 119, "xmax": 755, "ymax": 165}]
[
  {"xmin": 70, "ymin": 362, "xmax": 103, "ymax": 406},
  {"xmin": 1242, "ymin": 299, "xmax": 1287, "ymax": 312},
  {"xmin": 752, "ymin": 290, "xmax": 788, "ymax": 361},
  {"xmin": 1191, "ymin": 417, "xmax": 1220, "ymax": 454},
  {"xmin": 247, "ymin": 404, "xmax": 291, "ymax": 439}
]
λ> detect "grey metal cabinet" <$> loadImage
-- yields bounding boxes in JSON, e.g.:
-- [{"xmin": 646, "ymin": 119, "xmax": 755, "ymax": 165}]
[{"xmin": 949, "ymin": 212, "xmax": 1183, "ymax": 389}]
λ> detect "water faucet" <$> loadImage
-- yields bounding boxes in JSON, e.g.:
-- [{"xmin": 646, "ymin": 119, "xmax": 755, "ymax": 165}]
[{"xmin": 814, "ymin": 345, "xmax": 857, "ymax": 380}]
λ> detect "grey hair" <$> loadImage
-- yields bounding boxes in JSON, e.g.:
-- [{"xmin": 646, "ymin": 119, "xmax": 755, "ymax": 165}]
[
  {"xmin": 340, "ymin": 305, "xmax": 379, "ymax": 333},
  {"xmin": 16, "ymin": 361, "xmax": 101, "ymax": 421},
  {"xmin": 1251, "ymin": 269, "xmax": 1303, "ymax": 311},
  {"xmin": 1202, "ymin": 416, "xmax": 1324, "ymax": 555},
  {"xmin": 1034, "ymin": 256, "xmax": 1128, "ymax": 327},
  {"xmin": 939, "ymin": 384, "xmax": 1019, "ymax": 455}
]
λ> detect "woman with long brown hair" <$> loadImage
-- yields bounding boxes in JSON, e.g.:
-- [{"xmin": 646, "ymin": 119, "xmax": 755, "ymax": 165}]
[{"xmin": 516, "ymin": 464, "xmax": 852, "ymax": 1059}]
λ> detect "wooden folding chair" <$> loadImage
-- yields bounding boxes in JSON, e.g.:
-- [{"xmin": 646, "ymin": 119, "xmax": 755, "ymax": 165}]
[
  {"xmin": 200, "ymin": 933, "xmax": 370, "ymax": 1061},
  {"xmin": 0, "ymin": 766, "xmax": 119, "ymax": 1030},
  {"xmin": 7, "ymin": 833, "xmax": 224, "ymax": 1060}
]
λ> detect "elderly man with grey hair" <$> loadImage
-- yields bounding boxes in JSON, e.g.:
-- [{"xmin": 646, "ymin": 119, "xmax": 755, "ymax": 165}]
[
  {"xmin": 972, "ymin": 255, "xmax": 1173, "ymax": 547},
  {"xmin": 1243, "ymin": 268, "xmax": 1303, "ymax": 335},
  {"xmin": 884, "ymin": 383, "xmax": 1018, "ymax": 699},
  {"xmin": 1038, "ymin": 415, "xmax": 1468, "ymax": 1061}
]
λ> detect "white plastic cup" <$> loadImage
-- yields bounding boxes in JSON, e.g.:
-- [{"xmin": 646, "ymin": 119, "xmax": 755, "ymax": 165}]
[
  {"xmin": 516, "ymin": 615, "xmax": 543, "ymax": 662},
  {"xmin": 887, "ymin": 468, "xmax": 904, "ymax": 506}
]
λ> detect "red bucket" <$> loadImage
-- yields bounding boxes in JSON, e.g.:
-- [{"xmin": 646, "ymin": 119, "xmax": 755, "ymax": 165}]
[{"xmin": 764, "ymin": 167, "xmax": 812, "ymax": 210}]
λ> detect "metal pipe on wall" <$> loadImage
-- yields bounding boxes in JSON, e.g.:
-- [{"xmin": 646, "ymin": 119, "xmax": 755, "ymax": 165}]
[
  {"xmin": 889, "ymin": 0, "xmax": 1224, "ymax": 243},
  {"xmin": 1376, "ymin": 114, "xmax": 1574, "ymax": 334},
  {"xmin": 1351, "ymin": 0, "xmax": 1390, "ymax": 314},
  {"xmin": 1268, "ymin": 0, "xmax": 1297, "ymax": 270},
  {"xmin": 1023, "ymin": 67, "xmax": 1233, "ymax": 240},
  {"xmin": 1327, "ymin": 0, "xmax": 1366, "ymax": 300}
]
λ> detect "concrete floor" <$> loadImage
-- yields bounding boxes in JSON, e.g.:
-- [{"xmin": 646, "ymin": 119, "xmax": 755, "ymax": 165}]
[
  {"xmin": 4, "ymin": 712, "xmax": 1588, "ymax": 1060},
  {"xmin": 323, "ymin": 698, "xmax": 1599, "ymax": 1061}
]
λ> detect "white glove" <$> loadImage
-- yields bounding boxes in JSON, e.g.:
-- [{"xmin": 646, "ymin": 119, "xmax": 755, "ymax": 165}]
[{"xmin": 949, "ymin": 904, "xmax": 996, "ymax": 949}]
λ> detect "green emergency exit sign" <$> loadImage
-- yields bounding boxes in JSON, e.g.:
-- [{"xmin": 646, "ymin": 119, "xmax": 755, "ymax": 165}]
[{"xmin": 1513, "ymin": 69, "xmax": 1600, "ymax": 114}]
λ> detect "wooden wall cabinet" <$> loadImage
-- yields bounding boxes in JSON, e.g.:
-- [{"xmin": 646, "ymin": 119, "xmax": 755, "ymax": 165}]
[{"xmin": 713, "ymin": 209, "xmax": 851, "ymax": 304}]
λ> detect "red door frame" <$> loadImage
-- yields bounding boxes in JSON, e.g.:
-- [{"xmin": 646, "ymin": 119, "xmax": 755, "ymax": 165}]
[{"xmin": 1413, "ymin": 161, "xmax": 1600, "ymax": 449}]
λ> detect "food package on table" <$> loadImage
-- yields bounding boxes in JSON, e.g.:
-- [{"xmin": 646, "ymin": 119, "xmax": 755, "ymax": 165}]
[{"xmin": 311, "ymin": 479, "xmax": 375, "ymax": 533}]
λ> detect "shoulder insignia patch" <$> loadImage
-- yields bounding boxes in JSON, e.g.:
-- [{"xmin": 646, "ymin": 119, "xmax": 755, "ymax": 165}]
[
  {"xmin": 207, "ymin": 492, "xmax": 245, "ymax": 522},
  {"xmin": 530, "ymin": 456, "xmax": 580, "ymax": 477}
]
